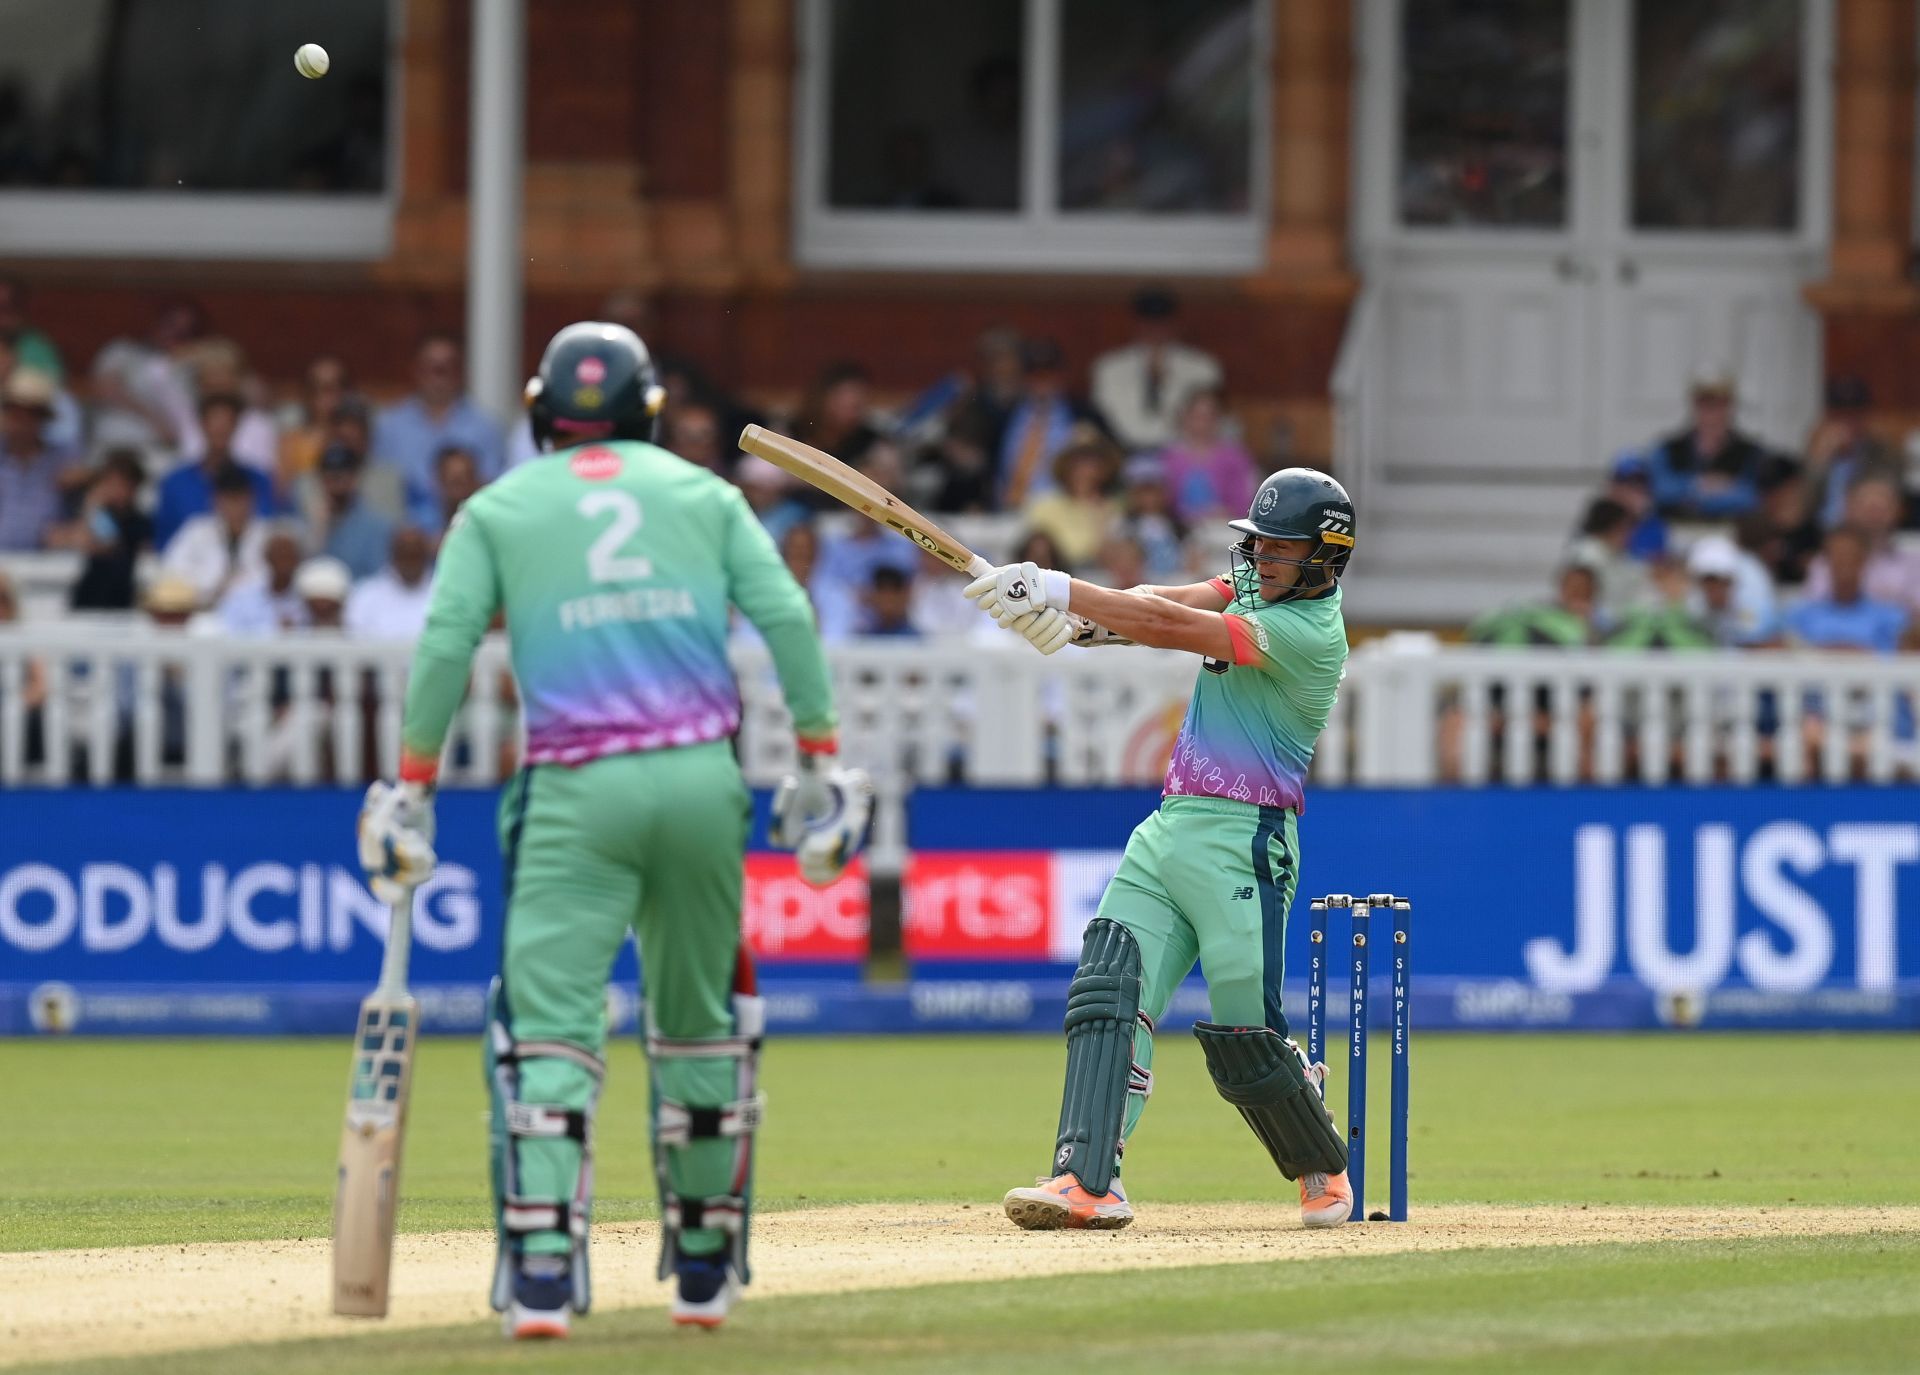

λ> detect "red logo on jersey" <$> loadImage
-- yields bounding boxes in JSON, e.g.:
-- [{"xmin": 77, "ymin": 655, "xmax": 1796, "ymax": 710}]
[
  {"xmin": 570, "ymin": 446, "xmax": 621, "ymax": 480},
  {"xmin": 574, "ymin": 356, "xmax": 607, "ymax": 385}
]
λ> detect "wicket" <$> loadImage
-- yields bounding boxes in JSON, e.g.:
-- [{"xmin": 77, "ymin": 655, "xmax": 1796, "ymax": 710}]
[{"xmin": 1307, "ymin": 893, "xmax": 1411, "ymax": 1222}]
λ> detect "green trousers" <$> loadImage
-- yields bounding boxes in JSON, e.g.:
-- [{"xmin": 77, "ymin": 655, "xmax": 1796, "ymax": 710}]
[
  {"xmin": 1096, "ymin": 796, "xmax": 1300, "ymax": 1142},
  {"xmin": 490, "ymin": 741, "xmax": 751, "ymax": 1259}
]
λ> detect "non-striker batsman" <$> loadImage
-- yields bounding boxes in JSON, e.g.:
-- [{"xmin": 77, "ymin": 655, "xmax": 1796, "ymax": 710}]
[
  {"xmin": 967, "ymin": 468, "xmax": 1356, "ymax": 1230},
  {"xmin": 355, "ymin": 322, "xmax": 870, "ymax": 1337}
]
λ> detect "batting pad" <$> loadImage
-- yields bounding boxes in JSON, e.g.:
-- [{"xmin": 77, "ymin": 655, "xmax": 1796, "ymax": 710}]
[{"xmin": 1193, "ymin": 1022, "xmax": 1348, "ymax": 1180}]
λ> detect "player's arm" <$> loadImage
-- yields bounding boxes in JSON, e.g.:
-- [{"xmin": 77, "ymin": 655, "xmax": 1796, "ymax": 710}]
[
  {"xmin": 398, "ymin": 507, "xmax": 503, "ymax": 783},
  {"xmin": 1132, "ymin": 578, "xmax": 1232, "ymax": 611},
  {"xmin": 723, "ymin": 488, "xmax": 836, "ymax": 750},
  {"xmin": 1062, "ymin": 579, "xmax": 1235, "ymax": 660}
]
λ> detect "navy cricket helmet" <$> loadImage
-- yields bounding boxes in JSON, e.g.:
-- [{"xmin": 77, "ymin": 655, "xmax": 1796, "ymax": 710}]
[
  {"xmin": 525, "ymin": 321, "xmax": 666, "ymax": 450},
  {"xmin": 1225, "ymin": 467, "xmax": 1356, "ymax": 605}
]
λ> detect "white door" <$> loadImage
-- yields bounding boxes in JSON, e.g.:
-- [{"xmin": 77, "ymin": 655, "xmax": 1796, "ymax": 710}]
[{"xmin": 1355, "ymin": 0, "xmax": 1829, "ymax": 486}]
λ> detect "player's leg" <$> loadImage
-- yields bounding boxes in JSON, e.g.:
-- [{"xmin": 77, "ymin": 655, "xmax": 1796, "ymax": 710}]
[
  {"xmin": 1004, "ymin": 808, "xmax": 1197, "ymax": 1230},
  {"xmin": 625, "ymin": 743, "xmax": 759, "ymax": 1327},
  {"xmin": 1171, "ymin": 802, "xmax": 1350, "ymax": 1226},
  {"xmin": 486, "ymin": 764, "xmax": 640, "ymax": 1335}
]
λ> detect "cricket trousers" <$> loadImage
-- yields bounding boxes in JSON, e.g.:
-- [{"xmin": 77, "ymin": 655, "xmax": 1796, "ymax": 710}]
[
  {"xmin": 1096, "ymin": 795, "xmax": 1301, "ymax": 1143},
  {"xmin": 489, "ymin": 740, "xmax": 750, "ymax": 1262}
]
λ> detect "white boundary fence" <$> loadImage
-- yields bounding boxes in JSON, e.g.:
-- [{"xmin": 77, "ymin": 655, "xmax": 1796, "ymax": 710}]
[{"xmin": 2, "ymin": 627, "xmax": 1915, "ymax": 870}]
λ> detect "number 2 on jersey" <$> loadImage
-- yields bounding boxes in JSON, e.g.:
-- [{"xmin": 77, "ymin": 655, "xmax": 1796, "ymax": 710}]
[{"xmin": 577, "ymin": 490, "xmax": 652, "ymax": 582}]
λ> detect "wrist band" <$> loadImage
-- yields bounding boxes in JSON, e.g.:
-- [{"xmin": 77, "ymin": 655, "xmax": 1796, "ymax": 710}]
[{"xmin": 1041, "ymin": 568, "xmax": 1073, "ymax": 611}]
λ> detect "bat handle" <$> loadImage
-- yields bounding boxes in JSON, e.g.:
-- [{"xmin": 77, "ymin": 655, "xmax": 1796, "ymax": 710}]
[{"xmin": 965, "ymin": 555, "xmax": 994, "ymax": 578}]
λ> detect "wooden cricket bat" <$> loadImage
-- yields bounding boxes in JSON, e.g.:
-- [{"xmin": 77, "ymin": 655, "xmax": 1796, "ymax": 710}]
[
  {"xmin": 331, "ymin": 893, "xmax": 419, "ymax": 1317},
  {"xmin": 739, "ymin": 424, "xmax": 993, "ymax": 578}
]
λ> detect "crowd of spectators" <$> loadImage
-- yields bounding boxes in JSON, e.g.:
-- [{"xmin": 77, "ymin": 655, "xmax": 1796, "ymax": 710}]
[
  {"xmin": 1461, "ymin": 366, "xmax": 1920, "ymax": 780},
  {"xmin": 1475, "ymin": 366, "xmax": 1920, "ymax": 660},
  {"xmin": 0, "ymin": 278, "xmax": 1277, "ymax": 647}
]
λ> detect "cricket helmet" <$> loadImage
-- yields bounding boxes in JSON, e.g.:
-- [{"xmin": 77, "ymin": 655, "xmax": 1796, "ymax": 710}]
[
  {"xmin": 1226, "ymin": 467, "xmax": 1355, "ymax": 605},
  {"xmin": 525, "ymin": 321, "xmax": 667, "ymax": 450}
]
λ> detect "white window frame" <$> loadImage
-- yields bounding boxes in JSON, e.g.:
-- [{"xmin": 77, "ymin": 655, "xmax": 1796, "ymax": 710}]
[
  {"xmin": 794, "ymin": 0, "xmax": 1271, "ymax": 274},
  {"xmin": 0, "ymin": 0, "xmax": 405, "ymax": 261}
]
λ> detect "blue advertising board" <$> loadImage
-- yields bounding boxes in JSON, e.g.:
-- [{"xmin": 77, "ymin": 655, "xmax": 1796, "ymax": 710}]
[{"xmin": 3, "ymin": 786, "xmax": 1916, "ymax": 1034}]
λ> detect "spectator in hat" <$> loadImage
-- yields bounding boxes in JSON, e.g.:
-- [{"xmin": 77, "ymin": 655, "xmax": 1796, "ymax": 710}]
[
  {"xmin": 160, "ymin": 463, "xmax": 271, "ymax": 608},
  {"xmin": 346, "ymin": 526, "xmax": 436, "ymax": 640},
  {"xmin": 153, "ymin": 394, "xmax": 277, "ymax": 549},
  {"xmin": 373, "ymin": 332, "xmax": 505, "ymax": 528},
  {"xmin": 64, "ymin": 449, "xmax": 152, "ymax": 611},
  {"xmin": 0, "ymin": 332, "xmax": 83, "ymax": 453},
  {"xmin": 1114, "ymin": 453, "xmax": 1187, "ymax": 584},
  {"xmin": 1686, "ymin": 535, "xmax": 1778, "ymax": 647},
  {"xmin": 1645, "ymin": 367, "xmax": 1772, "ymax": 519},
  {"xmin": 217, "ymin": 527, "xmax": 311, "ymax": 635},
  {"xmin": 302, "ymin": 443, "xmax": 396, "ymax": 581},
  {"xmin": 1159, "ymin": 384, "xmax": 1258, "ymax": 523},
  {"xmin": 997, "ymin": 338, "xmax": 1105, "ymax": 508},
  {"xmin": 1092, "ymin": 287, "xmax": 1222, "ymax": 451},
  {"xmin": 0, "ymin": 368, "xmax": 87, "ymax": 551},
  {"xmin": 295, "ymin": 557, "xmax": 352, "ymax": 630},
  {"xmin": 1804, "ymin": 375, "xmax": 1900, "ymax": 529},
  {"xmin": 0, "ymin": 275, "xmax": 64, "ymax": 382},
  {"xmin": 1022, "ymin": 424, "xmax": 1122, "ymax": 567},
  {"xmin": 1801, "ymin": 475, "xmax": 1920, "ymax": 616}
]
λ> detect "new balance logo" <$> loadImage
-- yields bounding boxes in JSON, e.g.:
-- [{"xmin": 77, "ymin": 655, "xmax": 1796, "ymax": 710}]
[{"xmin": 1231, "ymin": 886, "xmax": 1255, "ymax": 901}]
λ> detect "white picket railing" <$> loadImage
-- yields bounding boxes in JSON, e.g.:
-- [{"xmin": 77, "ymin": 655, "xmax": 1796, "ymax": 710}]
[{"xmin": 1, "ymin": 626, "xmax": 1914, "ymax": 870}]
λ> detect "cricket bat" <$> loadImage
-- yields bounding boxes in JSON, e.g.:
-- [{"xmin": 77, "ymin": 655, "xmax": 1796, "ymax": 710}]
[
  {"xmin": 739, "ymin": 424, "xmax": 993, "ymax": 578},
  {"xmin": 331, "ymin": 893, "xmax": 419, "ymax": 1317}
]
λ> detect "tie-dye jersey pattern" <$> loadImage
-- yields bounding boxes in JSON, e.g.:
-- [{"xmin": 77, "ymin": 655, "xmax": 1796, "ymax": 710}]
[
  {"xmin": 402, "ymin": 440, "xmax": 834, "ymax": 770},
  {"xmin": 1161, "ymin": 584, "xmax": 1347, "ymax": 812}
]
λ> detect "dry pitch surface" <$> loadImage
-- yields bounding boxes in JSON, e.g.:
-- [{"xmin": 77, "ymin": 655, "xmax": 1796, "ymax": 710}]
[{"xmin": 6, "ymin": 1203, "xmax": 1918, "ymax": 1368}]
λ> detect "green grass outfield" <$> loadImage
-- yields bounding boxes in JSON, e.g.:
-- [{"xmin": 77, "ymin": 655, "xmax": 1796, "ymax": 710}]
[{"xmin": 3, "ymin": 1033, "xmax": 1918, "ymax": 1373}]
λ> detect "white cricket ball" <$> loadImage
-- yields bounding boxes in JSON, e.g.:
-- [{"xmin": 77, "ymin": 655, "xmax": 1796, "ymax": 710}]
[{"xmin": 295, "ymin": 43, "xmax": 330, "ymax": 80}]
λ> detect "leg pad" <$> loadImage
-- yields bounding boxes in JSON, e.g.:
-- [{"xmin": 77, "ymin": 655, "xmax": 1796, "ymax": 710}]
[
  {"xmin": 1193, "ymin": 1022, "xmax": 1348, "ymax": 1181},
  {"xmin": 1051, "ymin": 918, "xmax": 1144, "ymax": 1196}
]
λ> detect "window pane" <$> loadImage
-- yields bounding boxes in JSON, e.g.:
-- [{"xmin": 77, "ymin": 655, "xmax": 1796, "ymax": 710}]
[
  {"xmin": 1399, "ymin": 0, "xmax": 1570, "ymax": 228},
  {"xmin": 1057, "ymin": 0, "xmax": 1253, "ymax": 213},
  {"xmin": 826, "ymin": 0, "xmax": 1023, "ymax": 211},
  {"xmin": 0, "ymin": 0, "xmax": 387, "ymax": 193},
  {"xmin": 1632, "ymin": 0, "xmax": 1800, "ymax": 231}
]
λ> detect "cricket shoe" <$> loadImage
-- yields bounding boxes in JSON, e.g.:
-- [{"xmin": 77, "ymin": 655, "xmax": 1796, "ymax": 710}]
[
  {"xmin": 671, "ymin": 1255, "xmax": 741, "ymax": 1329},
  {"xmin": 1299, "ymin": 1169, "xmax": 1353, "ymax": 1228},
  {"xmin": 1003, "ymin": 1172, "xmax": 1134, "ymax": 1230},
  {"xmin": 502, "ymin": 1255, "xmax": 572, "ymax": 1340}
]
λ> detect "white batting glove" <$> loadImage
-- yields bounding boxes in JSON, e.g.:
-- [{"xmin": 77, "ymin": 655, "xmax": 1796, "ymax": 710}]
[
  {"xmin": 769, "ymin": 752, "xmax": 875, "ymax": 887},
  {"xmin": 357, "ymin": 780, "xmax": 437, "ymax": 904},
  {"xmin": 964, "ymin": 562, "xmax": 1073, "ymax": 628},
  {"xmin": 1007, "ymin": 606, "xmax": 1077, "ymax": 655}
]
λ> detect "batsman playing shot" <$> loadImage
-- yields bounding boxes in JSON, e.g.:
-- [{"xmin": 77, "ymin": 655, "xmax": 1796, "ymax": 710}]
[
  {"xmin": 354, "ymin": 321, "xmax": 870, "ymax": 1337},
  {"xmin": 968, "ymin": 469, "xmax": 1357, "ymax": 1231}
]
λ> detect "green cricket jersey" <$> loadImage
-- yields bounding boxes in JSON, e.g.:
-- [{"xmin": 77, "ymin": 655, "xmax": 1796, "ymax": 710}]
[
  {"xmin": 401, "ymin": 441, "xmax": 835, "ymax": 769},
  {"xmin": 1160, "ymin": 578, "xmax": 1348, "ymax": 811}
]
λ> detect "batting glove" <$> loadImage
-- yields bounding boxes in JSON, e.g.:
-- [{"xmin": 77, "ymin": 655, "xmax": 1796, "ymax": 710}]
[
  {"xmin": 769, "ymin": 752, "xmax": 875, "ymax": 887},
  {"xmin": 357, "ymin": 780, "xmax": 437, "ymax": 904},
  {"xmin": 964, "ymin": 562, "xmax": 1073, "ymax": 629}
]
